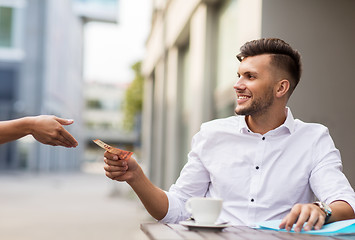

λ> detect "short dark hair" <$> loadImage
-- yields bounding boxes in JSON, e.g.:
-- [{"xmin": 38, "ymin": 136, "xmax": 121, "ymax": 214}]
[{"xmin": 236, "ymin": 38, "xmax": 302, "ymax": 96}]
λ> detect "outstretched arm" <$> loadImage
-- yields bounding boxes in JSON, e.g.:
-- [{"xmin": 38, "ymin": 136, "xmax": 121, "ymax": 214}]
[
  {"xmin": 0, "ymin": 115, "xmax": 78, "ymax": 147},
  {"xmin": 104, "ymin": 151, "xmax": 169, "ymax": 220}
]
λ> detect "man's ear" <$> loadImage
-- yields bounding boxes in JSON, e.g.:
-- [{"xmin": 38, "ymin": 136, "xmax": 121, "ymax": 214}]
[{"xmin": 275, "ymin": 79, "xmax": 290, "ymax": 98}]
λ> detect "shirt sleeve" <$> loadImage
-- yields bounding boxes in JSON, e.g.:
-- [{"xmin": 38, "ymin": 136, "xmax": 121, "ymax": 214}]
[
  {"xmin": 310, "ymin": 127, "xmax": 355, "ymax": 212},
  {"xmin": 159, "ymin": 130, "xmax": 211, "ymax": 223}
]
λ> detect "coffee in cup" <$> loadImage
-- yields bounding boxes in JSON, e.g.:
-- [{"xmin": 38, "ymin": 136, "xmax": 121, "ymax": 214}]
[{"xmin": 185, "ymin": 197, "xmax": 223, "ymax": 225}]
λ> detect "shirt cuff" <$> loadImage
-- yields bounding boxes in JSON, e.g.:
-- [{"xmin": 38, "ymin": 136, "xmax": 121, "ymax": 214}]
[{"xmin": 159, "ymin": 190, "xmax": 190, "ymax": 224}]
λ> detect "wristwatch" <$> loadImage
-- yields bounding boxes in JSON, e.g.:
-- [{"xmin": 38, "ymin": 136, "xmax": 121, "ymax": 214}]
[{"xmin": 313, "ymin": 201, "xmax": 332, "ymax": 223}]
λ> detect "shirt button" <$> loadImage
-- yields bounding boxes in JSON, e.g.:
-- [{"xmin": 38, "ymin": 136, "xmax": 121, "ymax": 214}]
[
  {"xmin": 262, "ymin": 137, "xmax": 265, "ymax": 140},
  {"xmin": 256, "ymin": 166, "xmax": 259, "ymax": 170},
  {"xmin": 251, "ymin": 198, "xmax": 255, "ymax": 202}
]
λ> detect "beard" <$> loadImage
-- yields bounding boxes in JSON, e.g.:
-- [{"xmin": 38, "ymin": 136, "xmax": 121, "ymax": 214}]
[{"xmin": 235, "ymin": 87, "xmax": 274, "ymax": 116}]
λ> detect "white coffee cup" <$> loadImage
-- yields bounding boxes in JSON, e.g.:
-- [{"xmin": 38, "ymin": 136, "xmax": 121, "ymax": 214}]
[{"xmin": 185, "ymin": 197, "xmax": 223, "ymax": 225}]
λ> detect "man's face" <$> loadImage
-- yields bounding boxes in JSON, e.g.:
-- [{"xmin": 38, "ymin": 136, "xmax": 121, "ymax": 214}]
[{"xmin": 234, "ymin": 54, "xmax": 277, "ymax": 116}]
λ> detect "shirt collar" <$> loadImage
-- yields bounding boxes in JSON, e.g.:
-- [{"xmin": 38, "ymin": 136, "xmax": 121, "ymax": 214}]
[
  {"xmin": 238, "ymin": 107, "xmax": 295, "ymax": 135},
  {"xmin": 283, "ymin": 107, "xmax": 295, "ymax": 133}
]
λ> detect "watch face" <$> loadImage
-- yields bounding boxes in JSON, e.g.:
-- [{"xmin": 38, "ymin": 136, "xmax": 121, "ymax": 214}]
[
  {"xmin": 314, "ymin": 201, "xmax": 332, "ymax": 216},
  {"xmin": 320, "ymin": 202, "xmax": 332, "ymax": 216}
]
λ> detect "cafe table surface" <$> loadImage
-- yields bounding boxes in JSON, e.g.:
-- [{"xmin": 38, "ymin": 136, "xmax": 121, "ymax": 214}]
[{"xmin": 141, "ymin": 222, "xmax": 355, "ymax": 240}]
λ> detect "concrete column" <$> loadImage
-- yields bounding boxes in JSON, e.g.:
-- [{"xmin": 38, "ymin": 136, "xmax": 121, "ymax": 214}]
[
  {"xmin": 188, "ymin": 3, "xmax": 216, "ymax": 139},
  {"xmin": 150, "ymin": 59, "xmax": 166, "ymax": 187},
  {"xmin": 163, "ymin": 47, "xmax": 180, "ymax": 189},
  {"xmin": 142, "ymin": 76, "xmax": 154, "ymax": 178}
]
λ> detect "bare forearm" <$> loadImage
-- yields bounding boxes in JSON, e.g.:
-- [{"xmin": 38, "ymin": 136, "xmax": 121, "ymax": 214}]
[
  {"xmin": 128, "ymin": 168, "xmax": 169, "ymax": 220},
  {"xmin": 0, "ymin": 117, "xmax": 33, "ymax": 144},
  {"xmin": 104, "ymin": 152, "xmax": 169, "ymax": 220},
  {"xmin": 328, "ymin": 200, "xmax": 355, "ymax": 223}
]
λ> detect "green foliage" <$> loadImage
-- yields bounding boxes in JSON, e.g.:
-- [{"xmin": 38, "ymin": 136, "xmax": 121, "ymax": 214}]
[
  {"xmin": 123, "ymin": 61, "xmax": 144, "ymax": 130},
  {"xmin": 86, "ymin": 99, "xmax": 102, "ymax": 109}
]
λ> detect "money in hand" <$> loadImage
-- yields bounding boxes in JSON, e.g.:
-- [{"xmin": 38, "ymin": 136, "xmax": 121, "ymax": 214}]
[{"xmin": 93, "ymin": 139, "xmax": 133, "ymax": 161}]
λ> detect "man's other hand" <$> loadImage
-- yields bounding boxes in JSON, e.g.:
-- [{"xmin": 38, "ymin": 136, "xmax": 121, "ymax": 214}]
[{"xmin": 279, "ymin": 203, "xmax": 326, "ymax": 232}]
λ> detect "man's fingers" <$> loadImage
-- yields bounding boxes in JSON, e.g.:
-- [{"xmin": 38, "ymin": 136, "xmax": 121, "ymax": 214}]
[
  {"xmin": 104, "ymin": 157, "xmax": 127, "ymax": 167},
  {"xmin": 313, "ymin": 215, "xmax": 325, "ymax": 230},
  {"xmin": 104, "ymin": 151, "xmax": 119, "ymax": 160},
  {"xmin": 283, "ymin": 204, "xmax": 302, "ymax": 231},
  {"xmin": 105, "ymin": 171, "xmax": 118, "ymax": 180},
  {"xmin": 281, "ymin": 203, "xmax": 327, "ymax": 232},
  {"xmin": 294, "ymin": 209, "xmax": 310, "ymax": 232},
  {"xmin": 105, "ymin": 168, "xmax": 126, "ymax": 179},
  {"xmin": 279, "ymin": 219, "xmax": 287, "ymax": 229},
  {"xmin": 304, "ymin": 212, "xmax": 320, "ymax": 231},
  {"xmin": 104, "ymin": 164, "xmax": 128, "ymax": 172}
]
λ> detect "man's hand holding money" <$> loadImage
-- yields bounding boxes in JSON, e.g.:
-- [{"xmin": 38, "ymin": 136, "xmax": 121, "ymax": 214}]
[
  {"xmin": 103, "ymin": 151, "xmax": 142, "ymax": 184},
  {"xmin": 97, "ymin": 141, "xmax": 169, "ymax": 221}
]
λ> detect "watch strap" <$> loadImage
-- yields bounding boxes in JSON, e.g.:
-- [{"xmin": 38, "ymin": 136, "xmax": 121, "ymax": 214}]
[{"xmin": 313, "ymin": 201, "xmax": 332, "ymax": 223}]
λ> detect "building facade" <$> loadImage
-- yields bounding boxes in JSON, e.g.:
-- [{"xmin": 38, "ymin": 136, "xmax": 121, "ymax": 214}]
[
  {"xmin": 83, "ymin": 81, "xmax": 138, "ymax": 166},
  {"xmin": 0, "ymin": 0, "xmax": 118, "ymax": 171},
  {"xmin": 0, "ymin": 0, "xmax": 84, "ymax": 171},
  {"xmin": 142, "ymin": 0, "xmax": 355, "ymax": 190}
]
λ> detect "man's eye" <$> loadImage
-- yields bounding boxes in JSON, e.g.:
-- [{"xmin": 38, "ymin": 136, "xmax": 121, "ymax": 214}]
[{"xmin": 249, "ymin": 75, "xmax": 255, "ymax": 79}]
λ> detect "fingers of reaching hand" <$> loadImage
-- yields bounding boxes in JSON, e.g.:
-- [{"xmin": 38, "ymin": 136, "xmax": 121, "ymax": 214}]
[
  {"xmin": 50, "ymin": 115, "xmax": 77, "ymax": 147},
  {"xmin": 48, "ymin": 128, "xmax": 76, "ymax": 147},
  {"xmin": 51, "ymin": 118, "xmax": 77, "ymax": 147},
  {"xmin": 35, "ymin": 116, "xmax": 78, "ymax": 147},
  {"xmin": 59, "ymin": 128, "xmax": 78, "ymax": 147},
  {"xmin": 54, "ymin": 116, "xmax": 74, "ymax": 125}
]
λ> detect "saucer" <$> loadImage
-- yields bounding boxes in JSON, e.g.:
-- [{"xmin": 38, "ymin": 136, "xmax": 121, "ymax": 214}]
[{"xmin": 179, "ymin": 221, "xmax": 231, "ymax": 231}]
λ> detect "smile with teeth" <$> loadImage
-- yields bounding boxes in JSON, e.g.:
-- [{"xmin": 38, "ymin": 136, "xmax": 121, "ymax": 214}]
[
  {"xmin": 237, "ymin": 95, "xmax": 251, "ymax": 104},
  {"xmin": 238, "ymin": 96, "xmax": 250, "ymax": 99}
]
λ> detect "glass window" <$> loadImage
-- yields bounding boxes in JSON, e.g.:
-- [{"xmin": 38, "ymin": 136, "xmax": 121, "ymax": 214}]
[
  {"xmin": 215, "ymin": 0, "xmax": 239, "ymax": 118},
  {"xmin": 86, "ymin": 99, "xmax": 102, "ymax": 109},
  {"xmin": 0, "ymin": 7, "xmax": 13, "ymax": 47},
  {"xmin": 0, "ymin": 69, "xmax": 16, "ymax": 100},
  {"xmin": 74, "ymin": 0, "xmax": 117, "ymax": 4}
]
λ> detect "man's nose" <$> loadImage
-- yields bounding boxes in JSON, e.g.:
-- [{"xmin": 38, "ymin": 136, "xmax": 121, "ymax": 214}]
[{"xmin": 234, "ymin": 77, "xmax": 246, "ymax": 90}]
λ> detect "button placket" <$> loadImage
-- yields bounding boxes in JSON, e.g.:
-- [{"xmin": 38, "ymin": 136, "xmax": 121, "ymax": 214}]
[{"xmin": 248, "ymin": 134, "xmax": 267, "ymax": 222}]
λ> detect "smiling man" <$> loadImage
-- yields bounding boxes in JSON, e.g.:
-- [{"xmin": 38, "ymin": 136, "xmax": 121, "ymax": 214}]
[{"xmin": 103, "ymin": 38, "xmax": 355, "ymax": 231}]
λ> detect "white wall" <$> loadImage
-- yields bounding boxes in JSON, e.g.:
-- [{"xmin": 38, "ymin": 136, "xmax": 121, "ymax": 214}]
[{"xmin": 261, "ymin": 0, "xmax": 355, "ymax": 186}]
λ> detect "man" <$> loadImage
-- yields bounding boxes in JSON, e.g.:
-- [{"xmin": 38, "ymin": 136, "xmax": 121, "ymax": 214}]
[
  {"xmin": 103, "ymin": 38, "xmax": 355, "ymax": 231},
  {"xmin": 0, "ymin": 115, "xmax": 78, "ymax": 147}
]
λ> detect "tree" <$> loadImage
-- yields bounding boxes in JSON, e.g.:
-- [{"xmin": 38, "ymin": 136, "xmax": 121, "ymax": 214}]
[{"xmin": 123, "ymin": 61, "xmax": 143, "ymax": 131}]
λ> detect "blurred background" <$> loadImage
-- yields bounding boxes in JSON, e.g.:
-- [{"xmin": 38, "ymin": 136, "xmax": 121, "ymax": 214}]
[{"xmin": 1, "ymin": 0, "xmax": 355, "ymax": 239}]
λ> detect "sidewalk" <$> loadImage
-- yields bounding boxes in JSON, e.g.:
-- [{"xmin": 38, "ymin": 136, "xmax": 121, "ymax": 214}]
[{"xmin": 0, "ymin": 171, "xmax": 154, "ymax": 240}]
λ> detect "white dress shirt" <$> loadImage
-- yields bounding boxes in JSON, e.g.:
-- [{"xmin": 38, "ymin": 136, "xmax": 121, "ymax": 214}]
[{"xmin": 161, "ymin": 108, "xmax": 355, "ymax": 226}]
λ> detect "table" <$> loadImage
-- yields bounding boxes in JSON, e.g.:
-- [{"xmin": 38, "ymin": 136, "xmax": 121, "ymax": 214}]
[{"xmin": 141, "ymin": 223, "xmax": 355, "ymax": 240}]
